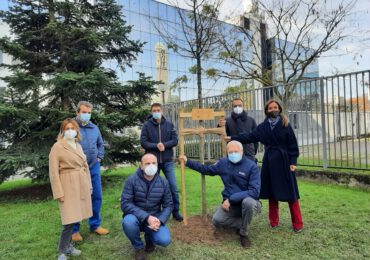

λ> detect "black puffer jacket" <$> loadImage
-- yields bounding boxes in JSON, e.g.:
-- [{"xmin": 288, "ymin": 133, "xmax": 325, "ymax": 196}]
[{"xmin": 120, "ymin": 168, "xmax": 173, "ymax": 224}]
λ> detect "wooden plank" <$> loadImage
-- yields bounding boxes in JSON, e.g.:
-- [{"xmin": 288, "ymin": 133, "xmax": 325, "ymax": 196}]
[
  {"xmin": 180, "ymin": 110, "xmax": 225, "ymax": 119},
  {"xmin": 179, "ymin": 112, "xmax": 192, "ymax": 118},
  {"xmin": 191, "ymin": 108, "xmax": 215, "ymax": 120}
]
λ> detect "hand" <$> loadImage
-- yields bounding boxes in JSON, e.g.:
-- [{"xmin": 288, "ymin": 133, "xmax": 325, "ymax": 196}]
[
  {"xmin": 290, "ymin": 165, "xmax": 297, "ymax": 172},
  {"xmin": 58, "ymin": 197, "xmax": 65, "ymax": 202},
  {"xmin": 157, "ymin": 142, "xmax": 165, "ymax": 152},
  {"xmin": 147, "ymin": 216, "xmax": 160, "ymax": 231},
  {"xmin": 179, "ymin": 155, "xmax": 187, "ymax": 163},
  {"xmin": 218, "ymin": 118, "xmax": 226, "ymax": 127},
  {"xmin": 97, "ymin": 158, "xmax": 101, "ymax": 163},
  {"xmin": 224, "ymin": 136, "xmax": 231, "ymax": 141},
  {"xmin": 222, "ymin": 199, "xmax": 230, "ymax": 212}
]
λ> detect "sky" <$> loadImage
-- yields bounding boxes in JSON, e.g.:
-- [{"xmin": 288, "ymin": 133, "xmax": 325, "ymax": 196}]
[
  {"xmin": 157, "ymin": 0, "xmax": 370, "ymax": 76},
  {"xmin": 0, "ymin": 0, "xmax": 369, "ymax": 77}
]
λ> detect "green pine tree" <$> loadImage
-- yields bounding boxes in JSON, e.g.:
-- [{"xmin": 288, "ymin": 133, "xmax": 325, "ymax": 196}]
[{"xmin": 0, "ymin": 0, "xmax": 158, "ymax": 183}]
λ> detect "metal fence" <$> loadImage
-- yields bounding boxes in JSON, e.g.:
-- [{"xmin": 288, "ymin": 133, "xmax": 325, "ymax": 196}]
[{"xmin": 163, "ymin": 70, "xmax": 370, "ymax": 171}]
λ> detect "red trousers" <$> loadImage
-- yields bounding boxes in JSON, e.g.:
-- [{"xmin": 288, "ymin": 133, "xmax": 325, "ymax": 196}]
[{"xmin": 269, "ymin": 199, "xmax": 303, "ymax": 230}]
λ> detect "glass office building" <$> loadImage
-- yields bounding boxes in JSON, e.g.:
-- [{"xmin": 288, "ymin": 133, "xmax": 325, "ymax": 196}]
[
  {"xmin": 0, "ymin": 0, "xmax": 319, "ymax": 103},
  {"xmin": 112, "ymin": 0, "xmax": 245, "ymax": 103},
  {"xmin": 114, "ymin": 0, "xmax": 319, "ymax": 103}
]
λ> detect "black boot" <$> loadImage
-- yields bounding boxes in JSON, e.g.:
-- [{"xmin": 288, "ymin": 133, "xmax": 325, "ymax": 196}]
[
  {"xmin": 240, "ymin": 235, "xmax": 251, "ymax": 248},
  {"xmin": 145, "ymin": 240, "xmax": 155, "ymax": 253},
  {"xmin": 172, "ymin": 211, "xmax": 183, "ymax": 222},
  {"xmin": 135, "ymin": 249, "xmax": 146, "ymax": 260}
]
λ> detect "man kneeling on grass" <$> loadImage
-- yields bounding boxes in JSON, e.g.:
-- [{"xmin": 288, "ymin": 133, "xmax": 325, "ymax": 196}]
[
  {"xmin": 182, "ymin": 141, "xmax": 261, "ymax": 248},
  {"xmin": 121, "ymin": 153, "xmax": 173, "ymax": 260}
]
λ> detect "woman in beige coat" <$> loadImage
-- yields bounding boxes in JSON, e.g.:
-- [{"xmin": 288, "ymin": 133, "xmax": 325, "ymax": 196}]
[{"xmin": 49, "ymin": 118, "xmax": 92, "ymax": 260}]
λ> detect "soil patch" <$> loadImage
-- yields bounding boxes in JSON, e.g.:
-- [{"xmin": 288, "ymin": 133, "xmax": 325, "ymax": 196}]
[{"xmin": 171, "ymin": 215, "xmax": 237, "ymax": 245}]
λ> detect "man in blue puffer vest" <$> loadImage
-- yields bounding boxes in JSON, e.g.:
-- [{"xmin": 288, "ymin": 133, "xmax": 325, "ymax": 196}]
[
  {"xmin": 72, "ymin": 101, "xmax": 109, "ymax": 242},
  {"xmin": 121, "ymin": 153, "xmax": 173, "ymax": 260},
  {"xmin": 140, "ymin": 103, "xmax": 182, "ymax": 221},
  {"xmin": 183, "ymin": 141, "xmax": 261, "ymax": 248}
]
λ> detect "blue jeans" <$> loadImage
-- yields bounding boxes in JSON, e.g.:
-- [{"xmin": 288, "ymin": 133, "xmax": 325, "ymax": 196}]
[
  {"xmin": 122, "ymin": 214, "xmax": 171, "ymax": 250},
  {"xmin": 158, "ymin": 161, "xmax": 180, "ymax": 213},
  {"xmin": 73, "ymin": 162, "xmax": 102, "ymax": 233}
]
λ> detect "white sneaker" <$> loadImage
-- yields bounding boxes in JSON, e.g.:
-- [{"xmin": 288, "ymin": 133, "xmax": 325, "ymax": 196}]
[
  {"xmin": 57, "ymin": 254, "xmax": 67, "ymax": 260},
  {"xmin": 65, "ymin": 244, "xmax": 81, "ymax": 256}
]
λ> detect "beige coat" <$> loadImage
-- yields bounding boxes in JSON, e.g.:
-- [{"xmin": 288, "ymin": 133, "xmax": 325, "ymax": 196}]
[{"xmin": 49, "ymin": 139, "xmax": 93, "ymax": 225}]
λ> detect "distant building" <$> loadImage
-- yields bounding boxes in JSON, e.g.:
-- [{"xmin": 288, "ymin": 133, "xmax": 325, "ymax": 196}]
[{"xmin": 0, "ymin": 0, "xmax": 320, "ymax": 103}]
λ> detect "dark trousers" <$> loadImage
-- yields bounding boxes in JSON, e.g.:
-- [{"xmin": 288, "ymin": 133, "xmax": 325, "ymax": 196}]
[{"xmin": 58, "ymin": 224, "xmax": 74, "ymax": 253}]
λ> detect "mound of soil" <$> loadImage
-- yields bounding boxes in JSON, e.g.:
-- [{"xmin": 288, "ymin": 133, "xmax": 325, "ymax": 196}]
[{"xmin": 171, "ymin": 215, "xmax": 237, "ymax": 245}]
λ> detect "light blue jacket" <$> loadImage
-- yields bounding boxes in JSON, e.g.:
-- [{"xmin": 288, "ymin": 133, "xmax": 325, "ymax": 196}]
[{"xmin": 78, "ymin": 121, "xmax": 104, "ymax": 168}]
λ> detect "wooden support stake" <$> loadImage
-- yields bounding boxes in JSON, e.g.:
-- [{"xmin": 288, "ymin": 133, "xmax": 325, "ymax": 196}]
[{"xmin": 178, "ymin": 110, "xmax": 188, "ymax": 225}]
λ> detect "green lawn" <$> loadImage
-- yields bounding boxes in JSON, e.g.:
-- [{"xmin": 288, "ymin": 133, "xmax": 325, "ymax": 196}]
[{"xmin": 0, "ymin": 166, "xmax": 369, "ymax": 259}]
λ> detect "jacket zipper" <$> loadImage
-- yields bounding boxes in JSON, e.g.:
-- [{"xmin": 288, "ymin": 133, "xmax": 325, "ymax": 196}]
[{"xmin": 159, "ymin": 123, "xmax": 162, "ymax": 163}]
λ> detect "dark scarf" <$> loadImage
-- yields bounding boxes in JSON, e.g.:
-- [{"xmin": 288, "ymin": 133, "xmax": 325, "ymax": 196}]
[{"xmin": 231, "ymin": 111, "xmax": 247, "ymax": 121}]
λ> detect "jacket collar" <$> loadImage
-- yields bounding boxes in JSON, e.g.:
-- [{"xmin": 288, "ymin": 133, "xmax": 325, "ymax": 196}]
[
  {"xmin": 231, "ymin": 111, "xmax": 247, "ymax": 121},
  {"xmin": 59, "ymin": 138, "xmax": 85, "ymax": 160}
]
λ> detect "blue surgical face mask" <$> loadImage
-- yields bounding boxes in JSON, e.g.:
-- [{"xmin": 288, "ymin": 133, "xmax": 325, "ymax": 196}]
[
  {"xmin": 228, "ymin": 152, "xmax": 242, "ymax": 164},
  {"xmin": 152, "ymin": 112, "xmax": 162, "ymax": 120},
  {"xmin": 79, "ymin": 113, "xmax": 91, "ymax": 122}
]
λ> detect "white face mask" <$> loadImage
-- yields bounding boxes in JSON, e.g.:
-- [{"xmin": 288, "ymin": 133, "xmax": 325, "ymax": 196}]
[
  {"xmin": 64, "ymin": 129, "xmax": 77, "ymax": 140},
  {"xmin": 233, "ymin": 106, "xmax": 243, "ymax": 114},
  {"xmin": 144, "ymin": 164, "xmax": 158, "ymax": 176}
]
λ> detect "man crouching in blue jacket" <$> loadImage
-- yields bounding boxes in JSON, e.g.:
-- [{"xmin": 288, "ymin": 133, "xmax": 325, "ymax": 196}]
[
  {"xmin": 183, "ymin": 141, "xmax": 261, "ymax": 248},
  {"xmin": 121, "ymin": 153, "xmax": 173, "ymax": 260}
]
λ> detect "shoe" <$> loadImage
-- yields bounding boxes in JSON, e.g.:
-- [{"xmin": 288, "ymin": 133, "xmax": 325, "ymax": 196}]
[
  {"xmin": 145, "ymin": 241, "xmax": 155, "ymax": 253},
  {"xmin": 270, "ymin": 225, "xmax": 279, "ymax": 229},
  {"xmin": 294, "ymin": 227, "xmax": 304, "ymax": 233},
  {"xmin": 240, "ymin": 235, "xmax": 251, "ymax": 248},
  {"xmin": 93, "ymin": 226, "xmax": 109, "ymax": 235},
  {"xmin": 57, "ymin": 254, "xmax": 67, "ymax": 260},
  {"xmin": 135, "ymin": 249, "xmax": 146, "ymax": 260},
  {"xmin": 172, "ymin": 212, "xmax": 183, "ymax": 222},
  {"xmin": 65, "ymin": 244, "xmax": 81, "ymax": 256},
  {"xmin": 71, "ymin": 232, "xmax": 83, "ymax": 242}
]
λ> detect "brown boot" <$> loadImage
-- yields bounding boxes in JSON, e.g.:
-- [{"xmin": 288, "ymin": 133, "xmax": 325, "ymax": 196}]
[
  {"xmin": 71, "ymin": 232, "xmax": 83, "ymax": 242},
  {"xmin": 135, "ymin": 249, "xmax": 146, "ymax": 260},
  {"xmin": 93, "ymin": 226, "xmax": 109, "ymax": 235},
  {"xmin": 240, "ymin": 235, "xmax": 251, "ymax": 248}
]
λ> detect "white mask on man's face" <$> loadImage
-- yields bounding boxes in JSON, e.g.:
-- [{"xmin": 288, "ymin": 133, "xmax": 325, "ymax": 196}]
[
  {"xmin": 233, "ymin": 106, "xmax": 243, "ymax": 114},
  {"xmin": 144, "ymin": 164, "xmax": 158, "ymax": 176}
]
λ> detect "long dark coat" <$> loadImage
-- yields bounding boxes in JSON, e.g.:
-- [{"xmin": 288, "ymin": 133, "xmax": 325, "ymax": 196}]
[{"xmin": 232, "ymin": 118, "xmax": 300, "ymax": 202}]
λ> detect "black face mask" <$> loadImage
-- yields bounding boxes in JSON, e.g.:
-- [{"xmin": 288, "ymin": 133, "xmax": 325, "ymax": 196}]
[{"xmin": 267, "ymin": 111, "xmax": 280, "ymax": 118}]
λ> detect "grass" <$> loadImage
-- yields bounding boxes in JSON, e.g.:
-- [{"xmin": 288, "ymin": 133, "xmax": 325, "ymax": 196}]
[{"xmin": 0, "ymin": 166, "xmax": 370, "ymax": 259}]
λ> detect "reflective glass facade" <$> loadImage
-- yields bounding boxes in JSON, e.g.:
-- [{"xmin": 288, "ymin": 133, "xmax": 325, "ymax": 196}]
[{"xmin": 113, "ymin": 0, "xmax": 244, "ymax": 102}]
